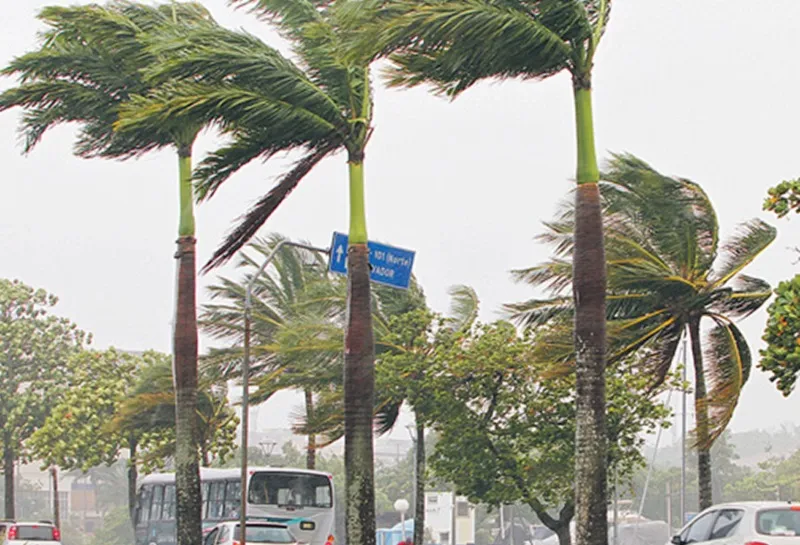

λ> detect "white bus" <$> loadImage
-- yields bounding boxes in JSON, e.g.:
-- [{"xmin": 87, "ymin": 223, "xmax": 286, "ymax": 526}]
[{"xmin": 134, "ymin": 467, "xmax": 336, "ymax": 545}]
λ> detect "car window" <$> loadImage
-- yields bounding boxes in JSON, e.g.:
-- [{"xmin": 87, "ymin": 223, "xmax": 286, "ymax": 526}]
[
  {"xmin": 757, "ymin": 509, "xmax": 800, "ymax": 536},
  {"xmin": 204, "ymin": 528, "xmax": 219, "ymax": 545},
  {"xmin": 234, "ymin": 525, "xmax": 295, "ymax": 544},
  {"xmin": 682, "ymin": 512, "xmax": 716, "ymax": 544},
  {"xmin": 710, "ymin": 510, "xmax": 743, "ymax": 540},
  {"xmin": 14, "ymin": 525, "xmax": 57, "ymax": 541}
]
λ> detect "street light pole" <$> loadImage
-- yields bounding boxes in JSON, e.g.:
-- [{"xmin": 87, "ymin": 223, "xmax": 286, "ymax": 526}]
[{"xmin": 240, "ymin": 240, "xmax": 330, "ymax": 543}]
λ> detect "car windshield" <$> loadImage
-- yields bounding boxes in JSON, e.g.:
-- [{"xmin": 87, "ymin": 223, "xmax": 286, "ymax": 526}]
[
  {"xmin": 234, "ymin": 525, "xmax": 295, "ymax": 543},
  {"xmin": 249, "ymin": 472, "xmax": 332, "ymax": 508},
  {"xmin": 15, "ymin": 525, "xmax": 56, "ymax": 540},
  {"xmin": 757, "ymin": 509, "xmax": 800, "ymax": 536}
]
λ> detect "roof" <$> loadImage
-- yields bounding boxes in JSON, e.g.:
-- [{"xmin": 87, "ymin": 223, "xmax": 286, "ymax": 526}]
[
  {"xmin": 139, "ymin": 466, "xmax": 333, "ymax": 485},
  {"xmin": 700, "ymin": 501, "xmax": 800, "ymax": 511}
]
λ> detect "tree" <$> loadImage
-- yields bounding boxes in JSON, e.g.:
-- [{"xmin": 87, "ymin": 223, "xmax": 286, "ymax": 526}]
[
  {"xmin": 508, "ymin": 154, "xmax": 775, "ymax": 510},
  {"xmin": 0, "ymin": 279, "xmax": 87, "ymax": 519},
  {"xmin": 28, "ymin": 348, "xmax": 139, "ymax": 519},
  {"xmin": 377, "ymin": 285, "xmax": 478, "ymax": 545},
  {"xmin": 0, "ymin": 4, "xmax": 225, "ymax": 543},
  {"xmin": 117, "ymin": 4, "xmax": 392, "ymax": 542},
  {"xmin": 360, "ymin": 4, "xmax": 612, "ymax": 542},
  {"xmin": 423, "ymin": 321, "xmax": 671, "ymax": 545},
  {"xmin": 764, "ymin": 178, "xmax": 800, "ymax": 218},
  {"xmin": 760, "ymin": 275, "xmax": 800, "ymax": 397},
  {"xmin": 201, "ymin": 234, "xmax": 345, "ymax": 469}
]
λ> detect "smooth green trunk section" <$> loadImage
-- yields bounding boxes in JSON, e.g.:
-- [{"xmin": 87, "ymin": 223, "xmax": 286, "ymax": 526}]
[
  {"xmin": 573, "ymin": 87, "xmax": 600, "ymax": 185},
  {"xmin": 348, "ymin": 161, "xmax": 367, "ymax": 244},
  {"xmin": 178, "ymin": 152, "xmax": 195, "ymax": 237}
]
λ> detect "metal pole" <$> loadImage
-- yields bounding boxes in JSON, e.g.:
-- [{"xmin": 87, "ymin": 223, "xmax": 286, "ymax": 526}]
[
  {"xmin": 401, "ymin": 510, "xmax": 406, "ymax": 542},
  {"xmin": 680, "ymin": 334, "xmax": 688, "ymax": 526},
  {"xmin": 666, "ymin": 481, "xmax": 672, "ymax": 537},
  {"xmin": 613, "ymin": 466, "xmax": 619, "ymax": 545},
  {"xmin": 239, "ymin": 240, "xmax": 330, "ymax": 544}
]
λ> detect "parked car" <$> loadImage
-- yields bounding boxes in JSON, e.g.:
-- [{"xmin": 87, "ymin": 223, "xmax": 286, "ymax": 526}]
[
  {"xmin": 0, "ymin": 520, "xmax": 62, "ymax": 544},
  {"xmin": 203, "ymin": 521, "xmax": 299, "ymax": 545},
  {"xmin": 671, "ymin": 502, "xmax": 800, "ymax": 545}
]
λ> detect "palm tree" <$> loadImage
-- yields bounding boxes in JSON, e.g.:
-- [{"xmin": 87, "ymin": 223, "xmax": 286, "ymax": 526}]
[
  {"xmin": 117, "ymin": 5, "xmax": 388, "ymax": 539},
  {"xmin": 0, "ymin": 4, "xmax": 221, "ymax": 542},
  {"xmin": 359, "ymin": 3, "xmax": 611, "ymax": 540},
  {"xmin": 508, "ymin": 154, "xmax": 775, "ymax": 510},
  {"xmin": 200, "ymin": 234, "xmax": 346, "ymax": 469}
]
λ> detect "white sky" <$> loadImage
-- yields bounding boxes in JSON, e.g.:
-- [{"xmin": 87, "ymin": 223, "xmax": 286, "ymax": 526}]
[{"xmin": 2, "ymin": 1, "xmax": 799, "ymax": 440}]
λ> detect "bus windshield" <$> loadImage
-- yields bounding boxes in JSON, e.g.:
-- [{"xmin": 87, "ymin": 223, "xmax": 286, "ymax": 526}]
[{"xmin": 248, "ymin": 472, "xmax": 332, "ymax": 508}]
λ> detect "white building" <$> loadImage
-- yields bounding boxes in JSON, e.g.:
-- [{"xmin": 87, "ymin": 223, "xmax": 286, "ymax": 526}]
[{"xmin": 424, "ymin": 492, "xmax": 476, "ymax": 545}]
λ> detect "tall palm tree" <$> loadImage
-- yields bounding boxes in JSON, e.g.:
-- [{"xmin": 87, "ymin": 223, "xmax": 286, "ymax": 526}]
[
  {"xmin": 0, "ymin": 4, "xmax": 220, "ymax": 543},
  {"xmin": 508, "ymin": 154, "xmax": 776, "ymax": 510},
  {"xmin": 117, "ymin": 5, "xmax": 387, "ymax": 541},
  {"xmin": 359, "ymin": 3, "xmax": 612, "ymax": 541},
  {"xmin": 200, "ymin": 234, "xmax": 345, "ymax": 469}
]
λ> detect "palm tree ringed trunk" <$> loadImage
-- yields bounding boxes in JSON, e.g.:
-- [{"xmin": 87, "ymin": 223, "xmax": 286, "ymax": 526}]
[
  {"xmin": 570, "ymin": 77, "xmax": 608, "ymax": 545},
  {"xmin": 3, "ymin": 432, "xmax": 15, "ymax": 519},
  {"xmin": 304, "ymin": 389, "xmax": 317, "ymax": 470},
  {"xmin": 688, "ymin": 317, "xmax": 713, "ymax": 510},
  {"xmin": 173, "ymin": 143, "xmax": 202, "ymax": 545},
  {"xmin": 413, "ymin": 420, "xmax": 425, "ymax": 545},
  {"xmin": 343, "ymin": 154, "xmax": 377, "ymax": 545}
]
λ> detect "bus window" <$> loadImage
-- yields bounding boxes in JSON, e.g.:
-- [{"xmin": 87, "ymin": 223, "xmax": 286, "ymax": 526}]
[
  {"xmin": 202, "ymin": 482, "xmax": 210, "ymax": 519},
  {"xmin": 136, "ymin": 486, "xmax": 153, "ymax": 526},
  {"xmin": 162, "ymin": 484, "xmax": 176, "ymax": 521},
  {"xmin": 249, "ymin": 472, "xmax": 333, "ymax": 508},
  {"xmin": 224, "ymin": 481, "xmax": 241, "ymax": 518},
  {"xmin": 208, "ymin": 481, "xmax": 225, "ymax": 520},
  {"xmin": 150, "ymin": 485, "xmax": 164, "ymax": 521}
]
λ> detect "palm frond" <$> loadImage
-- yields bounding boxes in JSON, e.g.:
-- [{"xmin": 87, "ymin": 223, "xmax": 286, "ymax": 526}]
[
  {"xmin": 504, "ymin": 296, "xmax": 573, "ymax": 329},
  {"xmin": 445, "ymin": 284, "xmax": 479, "ymax": 333},
  {"xmin": 371, "ymin": 0, "xmax": 575, "ymax": 97},
  {"xmin": 710, "ymin": 219, "xmax": 776, "ymax": 288},
  {"xmin": 203, "ymin": 142, "xmax": 340, "ymax": 272},
  {"xmin": 698, "ymin": 318, "xmax": 751, "ymax": 448},
  {"xmin": 510, "ymin": 259, "xmax": 572, "ymax": 294},
  {"xmin": 709, "ymin": 275, "xmax": 772, "ymax": 319}
]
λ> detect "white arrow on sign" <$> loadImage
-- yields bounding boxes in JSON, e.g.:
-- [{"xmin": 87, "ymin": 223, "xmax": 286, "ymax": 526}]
[{"xmin": 335, "ymin": 244, "xmax": 345, "ymax": 264}]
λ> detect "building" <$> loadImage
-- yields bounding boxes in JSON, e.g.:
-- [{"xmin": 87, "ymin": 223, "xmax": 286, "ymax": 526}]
[{"xmin": 425, "ymin": 492, "xmax": 476, "ymax": 545}]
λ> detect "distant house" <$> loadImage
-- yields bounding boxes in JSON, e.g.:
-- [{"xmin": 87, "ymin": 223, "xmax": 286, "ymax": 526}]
[{"xmin": 425, "ymin": 492, "xmax": 476, "ymax": 545}]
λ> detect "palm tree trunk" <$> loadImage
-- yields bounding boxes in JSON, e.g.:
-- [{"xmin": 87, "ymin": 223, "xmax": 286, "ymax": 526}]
[
  {"xmin": 571, "ymin": 82, "xmax": 607, "ymax": 545},
  {"xmin": 3, "ymin": 432, "xmax": 14, "ymax": 519},
  {"xmin": 344, "ymin": 157, "xmax": 376, "ymax": 545},
  {"xmin": 304, "ymin": 389, "xmax": 317, "ymax": 470},
  {"xmin": 688, "ymin": 318, "xmax": 713, "ymax": 510},
  {"xmin": 128, "ymin": 437, "xmax": 138, "ymax": 524},
  {"xmin": 413, "ymin": 420, "xmax": 425, "ymax": 545},
  {"xmin": 173, "ymin": 145, "xmax": 202, "ymax": 545},
  {"xmin": 51, "ymin": 466, "xmax": 60, "ymax": 529}
]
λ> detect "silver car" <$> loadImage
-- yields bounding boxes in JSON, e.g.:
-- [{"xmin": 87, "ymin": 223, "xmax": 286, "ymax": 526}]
[
  {"xmin": 0, "ymin": 521, "xmax": 62, "ymax": 545},
  {"xmin": 671, "ymin": 502, "xmax": 800, "ymax": 545},
  {"xmin": 203, "ymin": 521, "xmax": 299, "ymax": 545}
]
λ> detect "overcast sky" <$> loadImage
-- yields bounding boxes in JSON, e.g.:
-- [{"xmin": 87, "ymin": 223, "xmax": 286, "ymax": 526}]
[{"xmin": 2, "ymin": 1, "xmax": 799, "ymax": 442}]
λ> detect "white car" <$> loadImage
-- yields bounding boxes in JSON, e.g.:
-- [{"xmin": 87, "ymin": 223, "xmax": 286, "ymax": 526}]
[
  {"xmin": 671, "ymin": 502, "xmax": 800, "ymax": 545},
  {"xmin": 203, "ymin": 521, "xmax": 299, "ymax": 545},
  {"xmin": 0, "ymin": 521, "xmax": 62, "ymax": 544}
]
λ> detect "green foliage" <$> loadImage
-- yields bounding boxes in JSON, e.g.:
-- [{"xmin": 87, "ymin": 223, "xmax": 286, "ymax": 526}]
[
  {"xmin": 764, "ymin": 178, "xmax": 800, "ymax": 218},
  {"xmin": 87, "ymin": 506, "xmax": 135, "ymax": 545},
  {"xmin": 0, "ymin": 279, "xmax": 87, "ymax": 463},
  {"xmin": 760, "ymin": 274, "xmax": 800, "ymax": 396},
  {"xmin": 28, "ymin": 349, "xmax": 138, "ymax": 471},
  {"xmin": 424, "ymin": 321, "xmax": 672, "ymax": 521}
]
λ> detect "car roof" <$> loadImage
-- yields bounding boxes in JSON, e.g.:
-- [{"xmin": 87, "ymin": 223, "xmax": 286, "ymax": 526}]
[
  {"xmin": 701, "ymin": 501, "xmax": 800, "ymax": 511},
  {"xmin": 8, "ymin": 521, "xmax": 56, "ymax": 526}
]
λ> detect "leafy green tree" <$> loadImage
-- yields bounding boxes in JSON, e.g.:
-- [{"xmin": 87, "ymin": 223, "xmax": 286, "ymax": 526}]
[
  {"xmin": 28, "ymin": 348, "xmax": 139, "ymax": 519},
  {"xmin": 508, "ymin": 154, "xmax": 775, "ymax": 510},
  {"xmin": 201, "ymin": 234, "xmax": 345, "ymax": 469},
  {"xmin": 117, "ymin": 4, "xmax": 398, "ymax": 541},
  {"xmin": 424, "ymin": 321, "xmax": 672, "ymax": 545},
  {"xmin": 760, "ymin": 275, "xmax": 800, "ymax": 396},
  {"xmin": 0, "ymin": 279, "xmax": 87, "ymax": 518},
  {"xmin": 361, "ymin": 3, "xmax": 613, "ymax": 541},
  {"xmin": 0, "ymin": 4, "xmax": 226, "ymax": 542},
  {"xmin": 765, "ymin": 178, "xmax": 800, "ymax": 218}
]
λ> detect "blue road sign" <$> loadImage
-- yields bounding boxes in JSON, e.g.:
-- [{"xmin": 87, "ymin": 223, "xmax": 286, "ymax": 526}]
[{"xmin": 329, "ymin": 232, "xmax": 415, "ymax": 290}]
